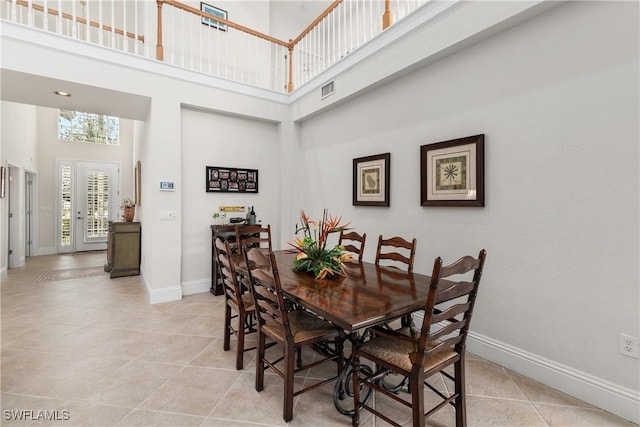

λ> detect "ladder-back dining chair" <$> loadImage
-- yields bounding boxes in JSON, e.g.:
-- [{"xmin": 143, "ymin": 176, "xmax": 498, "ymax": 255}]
[
  {"xmin": 339, "ymin": 230, "xmax": 367, "ymax": 262},
  {"xmin": 243, "ymin": 247, "xmax": 345, "ymax": 422},
  {"xmin": 236, "ymin": 224, "xmax": 272, "ymax": 252},
  {"xmin": 351, "ymin": 249, "xmax": 487, "ymax": 427},
  {"xmin": 375, "ymin": 235, "xmax": 417, "ymax": 272},
  {"xmin": 215, "ymin": 237, "xmax": 256, "ymax": 370}
]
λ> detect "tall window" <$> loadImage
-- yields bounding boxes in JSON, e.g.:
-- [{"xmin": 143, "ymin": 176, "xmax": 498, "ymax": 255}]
[
  {"xmin": 58, "ymin": 110, "xmax": 119, "ymax": 145},
  {"xmin": 60, "ymin": 164, "xmax": 72, "ymax": 247}
]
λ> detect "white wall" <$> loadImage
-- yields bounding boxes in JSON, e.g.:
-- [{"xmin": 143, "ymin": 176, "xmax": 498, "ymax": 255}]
[
  {"xmin": 180, "ymin": 107, "xmax": 280, "ymax": 294},
  {"xmin": 0, "ymin": 101, "xmax": 38, "ymax": 271},
  {"xmin": 291, "ymin": 0, "xmax": 638, "ymax": 417}
]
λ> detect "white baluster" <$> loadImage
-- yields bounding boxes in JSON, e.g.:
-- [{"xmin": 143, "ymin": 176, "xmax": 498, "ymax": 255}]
[
  {"xmin": 57, "ymin": 0, "xmax": 62, "ymax": 34},
  {"xmin": 134, "ymin": 0, "xmax": 139, "ymax": 55},
  {"xmin": 71, "ymin": 0, "xmax": 76, "ymax": 38},
  {"xmin": 26, "ymin": 0, "xmax": 32, "ymax": 27},
  {"xmin": 122, "ymin": 0, "xmax": 127, "ymax": 52},
  {"xmin": 110, "ymin": 0, "xmax": 115, "ymax": 48},
  {"xmin": 43, "ymin": 0, "xmax": 48, "ymax": 31},
  {"xmin": 97, "ymin": 0, "xmax": 103, "ymax": 45},
  {"xmin": 85, "ymin": 0, "xmax": 90, "ymax": 42}
]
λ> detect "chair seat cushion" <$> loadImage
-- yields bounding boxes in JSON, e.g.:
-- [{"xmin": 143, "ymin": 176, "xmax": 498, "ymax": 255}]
[
  {"xmin": 263, "ymin": 310, "xmax": 338, "ymax": 344},
  {"xmin": 228, "ymin": 293, "xmax": 255, "ymax": 312},
  {"xmin": 358, "ymin": 337, "xmax": 455, "ymax": 373}
]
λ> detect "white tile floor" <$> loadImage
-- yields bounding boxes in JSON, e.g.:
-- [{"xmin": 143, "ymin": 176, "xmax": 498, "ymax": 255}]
[{"xmin": 1, "ymin": 252, "xmax": 636, "ymax": 427}]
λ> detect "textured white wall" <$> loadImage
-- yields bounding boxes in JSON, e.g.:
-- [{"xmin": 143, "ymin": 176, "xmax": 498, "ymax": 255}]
[
  {"xmin": 293, "ymin": 0, "xmax": 638, "ymax": 397},
  {"xmin": 180, "ymin": 107, "xmax": 280, "ymax": 285}
]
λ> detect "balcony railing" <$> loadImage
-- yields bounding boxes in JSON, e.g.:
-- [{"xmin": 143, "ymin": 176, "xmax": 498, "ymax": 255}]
[{"xmin": 2, "ymin": 0, "xmax": 429, "ymax": 93}]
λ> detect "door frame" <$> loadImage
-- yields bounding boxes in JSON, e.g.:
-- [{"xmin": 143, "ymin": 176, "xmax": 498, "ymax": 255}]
[{"xmin": 56, "ymin": 159, "xmax": 120, "ymax": 253}]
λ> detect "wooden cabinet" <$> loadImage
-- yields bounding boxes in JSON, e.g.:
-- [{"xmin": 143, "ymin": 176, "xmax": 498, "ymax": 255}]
[{"xmin": 105, "ymin": 221, "xmax": 141, "ymax": 278}]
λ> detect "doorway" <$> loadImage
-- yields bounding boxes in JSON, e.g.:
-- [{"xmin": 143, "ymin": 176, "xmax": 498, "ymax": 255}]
[{"xmin": 58, "ymin": 160, "xmax": 120, "ymax": 253}]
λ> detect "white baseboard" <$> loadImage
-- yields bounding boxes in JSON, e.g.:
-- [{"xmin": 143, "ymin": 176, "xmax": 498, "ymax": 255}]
[
  {"xmin": 0, "ymin": 266, "xmax": 6, "ymax": 280},
  {"xmin": 467, "ymin": 332, "xmax": 640, "ymax": 424},
  {"xmin": 143, "ymin": 275, "xmax": 182, "ymax": 304},
  {"xmin": 181, "ymin": 279, "xmax": 211, "ymax": 296},
  {"xmin": 38, "ymin": 247, "xmax": 56, "ymax": 255}
]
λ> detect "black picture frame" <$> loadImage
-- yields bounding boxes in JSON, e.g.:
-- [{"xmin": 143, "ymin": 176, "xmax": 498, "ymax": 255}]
[
  {"xmin": 200, "ymin": 2, "xmax": 227, "ymax": 31},
  {"xmin": 353, "ymin": 153, "xmax": 390, "ymax": 206},
  {"xmin": 206, "ymin": 166, "xmax": 258, "ymax": 193},
  {"xmin": 420, "ymin": 134, "xmax": 485, "ymax": 207}
]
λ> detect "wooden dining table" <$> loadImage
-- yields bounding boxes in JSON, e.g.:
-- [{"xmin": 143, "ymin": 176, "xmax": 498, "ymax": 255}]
[{"xmin": 272, "ymin": 250, "xmax": 430, "ymax": 333}]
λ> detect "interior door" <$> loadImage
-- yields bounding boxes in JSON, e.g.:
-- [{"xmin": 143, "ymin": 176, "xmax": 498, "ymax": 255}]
[{"xmin": 74, "ymin": 161, "xmax": 118, "ymax": 252}]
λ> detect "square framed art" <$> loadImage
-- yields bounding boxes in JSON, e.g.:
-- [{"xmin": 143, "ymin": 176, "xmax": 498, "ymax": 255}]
[
  {"xmin": 353, "ymin": 153, "xmax": 390, "ymax": 206},
  {"xmin": 420, "ymin": 134, "xmax": 484, "ymax": 207}
]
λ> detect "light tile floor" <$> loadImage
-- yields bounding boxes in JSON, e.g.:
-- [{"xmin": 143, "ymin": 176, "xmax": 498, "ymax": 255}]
[{"xmin": 1, "ymin": 252, "xmax": 636, "ymax": 427}]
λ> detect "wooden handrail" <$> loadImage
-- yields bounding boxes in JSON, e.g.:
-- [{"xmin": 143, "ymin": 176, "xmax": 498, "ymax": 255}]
[
  {"xmin": 291, "ymin": 0, "xmax": 343, "ymax": 46},
  {"xmin": 15, "ymin": 0, "xmax": 145, "ymax": 43},
  {"xmin": 159, "ymin": 0, "xmax": 290, "ymax": 48}
]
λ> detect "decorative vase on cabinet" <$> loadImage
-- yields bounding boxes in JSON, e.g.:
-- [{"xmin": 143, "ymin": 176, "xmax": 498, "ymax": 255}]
[{"xmin": 124, "ymin": 206, "xmax": 135, "ymax": 222}]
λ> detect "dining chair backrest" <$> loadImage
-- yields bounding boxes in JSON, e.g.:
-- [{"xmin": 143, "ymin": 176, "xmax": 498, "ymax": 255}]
[
  {"xmin": 375, "ymin": 235, "xmax": 417, "ymax": 272},
  {"xmin": 415, "ymin": 249, "xmax": 487, "ymax": 370},
  {"xmin": 236, "ymin": 224, "xmax": 272, "ymax": 253},
  {"xmin": 243, "ymin": 248, "xmax": 290, "ymax": 340},
  {"xmin": 215, "ymin": 237, "xmax": 244, "ymax": 306},
  {"xmin": 339, "ymin": 230, "xmax": 366, "ymax": 262}
]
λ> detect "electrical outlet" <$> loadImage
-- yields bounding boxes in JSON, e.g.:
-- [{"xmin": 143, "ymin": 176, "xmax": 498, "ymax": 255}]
[{"xmin": 619, "ymin": 333, "xmax": 639, "ymax": 358}]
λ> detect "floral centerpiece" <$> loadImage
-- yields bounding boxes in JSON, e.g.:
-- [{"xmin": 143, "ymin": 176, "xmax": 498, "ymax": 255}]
[{"xmin": 289, "ymin": 209, "xmax": 354, "ymax": 280}]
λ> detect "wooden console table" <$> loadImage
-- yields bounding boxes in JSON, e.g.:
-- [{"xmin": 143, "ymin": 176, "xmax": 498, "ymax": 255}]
[{"xmin": 104, "ymin": 221, "xmax": 141, "ymax": 278}]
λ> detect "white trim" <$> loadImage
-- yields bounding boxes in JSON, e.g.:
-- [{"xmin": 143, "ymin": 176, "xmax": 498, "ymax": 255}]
[
  {"xmin": 467, "ymin": 332, "xmax": 640, "ymax": 424},
  {"xmin": 145, "ymin": 282, "xmax": 182, "ymax": 304},
  {"xmin": 0, "ymin": 266, "xmax": 6, "ymax": 280},
  {"xmin": 412, "ymin": 312, "xmax": 639, "ymax": 423},
  {"xmin": 181, "ymin": 279, "xmax": 211, "ymax": 296}
]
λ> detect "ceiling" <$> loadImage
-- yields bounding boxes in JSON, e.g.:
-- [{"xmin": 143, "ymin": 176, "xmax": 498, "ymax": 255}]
[{"xmin": 1, "ymin": 69, "xmax": 151, "ymax": 120}]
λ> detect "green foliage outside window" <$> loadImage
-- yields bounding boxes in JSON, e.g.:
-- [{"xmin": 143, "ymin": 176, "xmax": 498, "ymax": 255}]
[{"xmin": 58, "ymin": 110, "xmax": 119, "ymax": 145}]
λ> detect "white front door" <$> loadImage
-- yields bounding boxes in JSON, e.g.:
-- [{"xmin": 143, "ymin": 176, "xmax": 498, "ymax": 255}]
[{"xmin": 74, "ymin": 161, "xmax": 118, "ymax": 252}]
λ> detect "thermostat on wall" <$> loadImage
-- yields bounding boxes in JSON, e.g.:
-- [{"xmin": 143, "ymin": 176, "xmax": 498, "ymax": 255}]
[{"xmin": 160, "ymin": 181, "xmax": 174, "ymax": 191}]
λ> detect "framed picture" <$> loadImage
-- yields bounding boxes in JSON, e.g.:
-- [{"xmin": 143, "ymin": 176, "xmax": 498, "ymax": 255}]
[
  {"xmin": 0, "ymin": 166, "xmax": 5, "ymax": 198},
  {"xmin": 353, "ymin": 153, "xmax": 390, "ymax": 206},
  {"xmin": 200, "ymin": 2, "xmax": 227, "ymax": 31},
  {"xmin": 420, "ymin": 134, "xmax": 484, "ymax": 207},
  {"xmin": 206, "ymin": 166, "xmax": 258, "ymax": 193},
  {"xmin": 134, "ymin": 161, "xmax": 141, "ymax": 206}
]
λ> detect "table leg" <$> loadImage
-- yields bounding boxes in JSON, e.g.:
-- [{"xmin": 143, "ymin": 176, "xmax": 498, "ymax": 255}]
[{"xmin": 332, "ymin": 331, "xmax": 374, "ymax": 416}]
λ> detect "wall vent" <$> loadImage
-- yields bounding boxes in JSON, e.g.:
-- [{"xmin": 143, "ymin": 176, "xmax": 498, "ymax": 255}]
[{"xmin": 321, "ymin": 80, "xmax": 335, "ymax": 99}]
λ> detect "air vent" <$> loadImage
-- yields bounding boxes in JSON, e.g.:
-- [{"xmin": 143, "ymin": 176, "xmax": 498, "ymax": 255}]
[{"xmin": 321, "ymin": 80, "xmax": 335, "ymax": 99}]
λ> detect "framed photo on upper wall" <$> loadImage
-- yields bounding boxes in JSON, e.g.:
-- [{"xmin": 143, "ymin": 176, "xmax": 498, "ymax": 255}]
[
  {"xmin": 200, "ymin": 2, "xmax": 227, "ymax": 31},
  {"xmin": 353, "ymin": 153, "xmax": 390, "ymax": 206},
  {"xmin": 420, "ymin": 134, "xmax": 484, "ymax": 207}
]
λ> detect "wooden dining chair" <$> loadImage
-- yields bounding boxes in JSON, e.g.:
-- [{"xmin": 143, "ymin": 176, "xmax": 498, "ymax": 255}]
[
  {"xmin": 375, "ymin": 235, "xmax": 417, "ymax": 272},
  {"xmin": 339, "ymin": 230, "xmax": 366, "ymax": 262},
  {"xmin": 351, "ymin": 249, "xmax": 487, "ymax": 427},
  {"xmin": 215, "ymin": 237, "xmax": 256, "ymax": 370},
  {"xmin": 236, "ymin": 224, "xmax": 272, "ymax": 253},
  {"xmin": 243, "ymin": 247, "xmax": 345, "ymax": 423}
]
